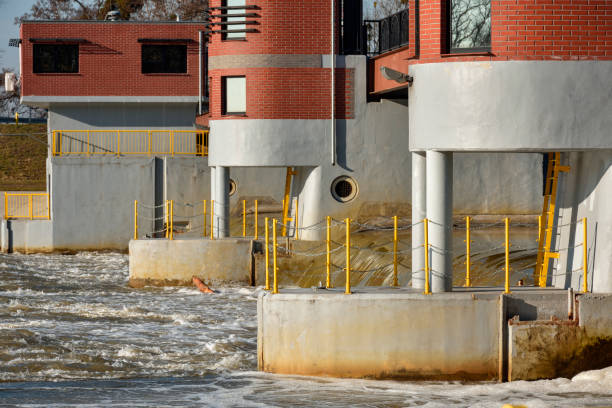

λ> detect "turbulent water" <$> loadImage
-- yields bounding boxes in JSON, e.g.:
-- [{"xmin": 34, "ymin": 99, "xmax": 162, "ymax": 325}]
[{"xmin": 1, "ymin": 251, "xmax": 612, "ymax": 407}]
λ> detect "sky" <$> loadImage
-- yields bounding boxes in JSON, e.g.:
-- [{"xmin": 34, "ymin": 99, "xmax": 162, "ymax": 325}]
[{"xmin": 0, "ymin": 0, "xmax": 36, "ymax": 72}]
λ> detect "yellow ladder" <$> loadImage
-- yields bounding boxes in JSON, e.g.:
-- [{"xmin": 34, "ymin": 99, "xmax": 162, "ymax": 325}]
[
  {"xmin": 535, "ymin": 152, "xmax": 570, "ymax": 287},
  {"xmin": 282, "ymin": 167, "xmax": 297, "ymax": 237}
]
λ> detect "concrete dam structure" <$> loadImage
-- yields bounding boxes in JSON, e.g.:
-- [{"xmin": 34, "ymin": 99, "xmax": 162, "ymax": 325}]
[{"xmin": 6, "ymin": 0, "xmax": 612, "ymax": 384}]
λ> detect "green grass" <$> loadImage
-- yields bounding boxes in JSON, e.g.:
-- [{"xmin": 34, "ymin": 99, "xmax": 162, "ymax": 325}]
[{"xmin": 0, "ymin": 124, "xmax": 48, "ymax": 191}]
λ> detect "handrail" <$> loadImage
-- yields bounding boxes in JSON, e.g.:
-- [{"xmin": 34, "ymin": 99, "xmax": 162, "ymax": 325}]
[
  {"xmin": 51, "ymin": 129, "xmax": 209, "ymax": 157},
  {"xmin": 4, "ymin": 192, "xmax": 50, "ymax": 220}
]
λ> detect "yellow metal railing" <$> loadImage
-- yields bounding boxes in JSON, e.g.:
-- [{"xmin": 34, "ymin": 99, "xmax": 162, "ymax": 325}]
[
  {"xmin": 52, "ymin": 129, "xmax": 209, "ymax": 157},
  {"xmin": 4, "ymin": 192, "xmax": 50, "ymax": 220}
]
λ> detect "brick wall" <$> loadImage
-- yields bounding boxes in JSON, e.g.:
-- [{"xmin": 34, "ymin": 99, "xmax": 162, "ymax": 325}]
[
  {"xmin": 20, "ymin": 21, "xmax": 204, "ymax": 97},
  {"xmin": 372, "ymin": 0, "xmax": 612, "ymax": 93},
  {"xmin": 209, "ymin": 68, "xmax": 353, "ymax": 120},
  {"xmin": 207, "ymin": 0, "xmax": 337, "ymax": 57}
]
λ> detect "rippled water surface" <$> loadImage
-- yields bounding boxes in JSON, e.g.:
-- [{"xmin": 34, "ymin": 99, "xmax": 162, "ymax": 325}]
[{"xmin": 1, "ymin": 251, "xmax": 612, "ymax": 407}]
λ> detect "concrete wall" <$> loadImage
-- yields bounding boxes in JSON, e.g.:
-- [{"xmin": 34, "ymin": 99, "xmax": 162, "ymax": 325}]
[
  {"xmin": 0, "ymin": 219, "xmax": 53, "ymax": 253},
  {"xmin": 554, "ymin": 151, "xmax": 612, "ymax": 293},
  {"xmin": 129, "ymin": 238, "xmax": 253, "ymax": 286},
  {"xmin": 211, "ymin": 56, "xmax": 543, "ymax": 241},
  {"xmin": 409, "ymin": 61, "xmax": 612, "ymax": 151},
  {"xmin": 258, "ymin": 291, "xmax": 501, "ymax": 380}
]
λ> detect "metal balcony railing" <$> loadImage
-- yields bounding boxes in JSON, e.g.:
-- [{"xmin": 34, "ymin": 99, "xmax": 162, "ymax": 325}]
[{"xmin": 364, "ymin": 8, "xmax": 410, "ymax": 56}]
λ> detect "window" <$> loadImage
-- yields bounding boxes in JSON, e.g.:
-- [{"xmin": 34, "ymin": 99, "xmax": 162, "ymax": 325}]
[
  {"xmin": 141, "ymin": 44, "xmax": 187, "ymax": 74},
  {"xmin": 223, "ymin": 0, "xmax": 246, "ymax": 40},
  {"xmin": 448, "ymin": 0, "xmax": 491, "ymax": 53},
  {"xmin": 33, "ymin": 44, "xmax": 79, "ymax": 73},
  {"xmin": 223, "ymin": 76, "xmax": 246, "ymax": 115}
]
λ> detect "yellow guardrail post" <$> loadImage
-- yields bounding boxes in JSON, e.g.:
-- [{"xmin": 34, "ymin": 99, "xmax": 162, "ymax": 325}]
[
  {"xmin": 59, "ymin": 131, "xmax": 62, "ymax": 156},
  {"xmin": 465, "ymin": 216, "xmax": 471, "ymax": 287},
  {"xmin": 117, "ymin": 130, "xmax": 120, "ymax": 158},
  {"xmin": 165, "ymin": 200, "xmax": 169, "ymax": 239},
  {"xmin": 265, "ymin": 217, "xmax": 270, "ymax": 290},
  {"xmin": 242, "ymin": 200, "xmax": 246, "ymax": 237},
  {"xmin": 345, "ymin": 217, "xmax": 351, "ymax": 295},
  {"xmin": 171, "ymin": 131, "xmax": 175, "ymax": 157},
  {"xmin": 505, "ymin": 217, "xmax": 511, "ymax": 294},
  {"xmin": 28, "ymin": 194, "xmax": 33, "ymax": 220},
  {"xmin": 148, "ymin": 130, "xmax": 152, "ymax": 156},
  {"xmin": 583, "ymin": 217, "xmax": 588, "ymax": 293},
  {"xmin": 52, "ymin": 131, "xmax": 56, "ymax": 156},
  {"xmin": 272, "ymin": 218, "xmax": 278, "ymax": 294},
  {"xmin": 134, "ymin": 200, "xmax": 138, "ymax": 240},
  {"xmin": 170, "ymin": 200, "xmax": 174, "ymax": 240},
  {"xmin": 254, "ymin": 200, "xmax": 258, "ymax": 239},
  {"xmin": 393, "ymin": 215, "xmax": 398, "ymax": 287},
  {"xmin": 294, "ymin": 197, "xmax": 299, "ymax": 240},
  {"xmin": 326, "ymin": 216, "xmax": 332, "ymax": 288},
  {"xmin": 203, "ymin": 200, "xmax": 207, "ymax": 238},
  {"xmin": 87, "ymin": 130, "xmax": 90, "ymax": 157},
  {"xmin": 14, "ymin": 112, "xmax": 18, "ymax": 125},
  {"xmin": 210, "ymin": 199, "xmax": 214, "ymax": 240},
  {"xmin": 423, "ymin": 218, "xmax": 431, "ymax": 295}
]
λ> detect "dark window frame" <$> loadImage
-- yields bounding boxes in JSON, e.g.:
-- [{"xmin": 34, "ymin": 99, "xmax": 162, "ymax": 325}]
[
  {"xmin": 222, "ymin": 0, "xmax": 247, "ymax": 41},
  {"xmin": 33, "ymin": 43, "xmax": 79, "ymax": 74},
  {"xmin": 447, "ymin": 0, "xmax": 492, "ymax": 54},
  {"xmin": 221, "ymin": 75, "xmax": 246, "ymax": 116},
  {"xmin": 141, "ymin": 44, "xmax": 188, "ymax": 74}
]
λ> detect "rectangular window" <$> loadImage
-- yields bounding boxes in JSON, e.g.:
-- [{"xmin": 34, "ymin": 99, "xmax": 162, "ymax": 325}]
[
  {"xmin": 223, "ymin": 76, "xmax": 246, "ymax": 115},
  {"xmin": 223, "ymin": 0, "xmax": 246, "ymax": 40},
  {"xmin": 141, "ymin": 44, "xmax": 187, "ymax": 74},
  {"xmin": 449, "ymin": 0, "xmax": 491, "ymax": 53},
  {"xmin": 33, "ymin": 44, "xmax": 79, "ymax": 73}
]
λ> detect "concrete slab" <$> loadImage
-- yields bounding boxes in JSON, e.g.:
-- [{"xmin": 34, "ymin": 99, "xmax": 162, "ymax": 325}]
[{"xmin": 129, "ymin": 238, "xmax": 254, "ymax": 287}]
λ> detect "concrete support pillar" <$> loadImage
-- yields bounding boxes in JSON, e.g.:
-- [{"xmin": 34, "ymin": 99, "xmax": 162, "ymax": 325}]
[
  {"xmin": 411, "ymin": 152, "xmax": 426, "ymax": 289},
  {"xmin": 426, "ymin": 151, "xmax": 453, "ymax": 292},
  {"xmin": 214, "ymin": 166, "xmax": 230, "ymax": 238}
]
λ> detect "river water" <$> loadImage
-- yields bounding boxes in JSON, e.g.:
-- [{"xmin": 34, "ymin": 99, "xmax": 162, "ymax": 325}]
[{"xmin": 1, "ymin": 251, "xmax": 612, "ymax": 407}]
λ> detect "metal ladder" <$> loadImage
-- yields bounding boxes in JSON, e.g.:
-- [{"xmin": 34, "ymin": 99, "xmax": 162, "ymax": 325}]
[
  {"xmin": 281, "ymin": 167, "xmax": 298, "ymax": 237},
  {"xmin": 534, "ymin": 152, "xmax": 570, "ymax": 287}
]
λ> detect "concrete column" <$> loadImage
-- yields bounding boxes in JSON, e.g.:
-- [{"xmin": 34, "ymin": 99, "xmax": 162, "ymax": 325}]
[
  {"xmin": 214, "ymin": 166, "xmax": 230, "ymax": 238},
  {"xmin": 411, "ymin": 152, "xmax": 426, "ymax": 289},
  {"xmin": 426, "ymin": 151, "xmax": 453, "ymax": 292}
]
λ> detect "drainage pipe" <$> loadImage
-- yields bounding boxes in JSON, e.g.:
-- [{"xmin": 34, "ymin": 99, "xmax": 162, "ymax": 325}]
[
  {"xmin": 198, "ymin": 30, "xmax": 203, "ymax": 115},
  {"xmin": 330, "ymin": 0, "xmax": 336, "ymax": 165}
]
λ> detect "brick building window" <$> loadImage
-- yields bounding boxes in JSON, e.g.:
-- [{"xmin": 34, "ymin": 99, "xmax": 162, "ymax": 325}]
[
  {"xmin": 141, "ymin": 44, "xmax": 187, "ymax": 74},
  {"xmin": 448, "ymin": 0, "xmax": 491, "ymax": 53},
  {"xmin": 223, "ymin": 0, "xmax": 246, "ymax": 40},
  {"xmin": 222, "ymin": 76, "xmax": 246, "ymax": 115},
  {"xmin": 33, "ymin": 44, "xmax": 79, "ymax": 73}
]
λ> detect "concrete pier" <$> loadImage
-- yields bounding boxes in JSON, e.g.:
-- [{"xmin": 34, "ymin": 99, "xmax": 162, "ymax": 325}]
[
  {"xmin": 411, "ymin": 151, "xmax": 426, "ymax": 289},
  {"xmin": 258, "ymin": 288, "xmax": 612, "ymax": 381},
  {"xmin": 214, "ymin": 166, "xmax": 230, "ymax": 238},
  {"xmin": 426, "ymin": 151, "xmax": 453, "ymax": 292}
]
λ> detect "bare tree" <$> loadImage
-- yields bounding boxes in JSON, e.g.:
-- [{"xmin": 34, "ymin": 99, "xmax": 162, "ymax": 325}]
[
  {"xmin": 450, "ymin": 0, "xmax": 490, "ymax": 49},
  {"xmin": 366, "ymin": 0, "xmax": 408, "ymax": 20}
]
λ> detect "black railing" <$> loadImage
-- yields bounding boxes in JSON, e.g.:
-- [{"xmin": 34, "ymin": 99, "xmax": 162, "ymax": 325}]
[{"xmin": 363, "ymin": 9, "xmax": 409, "ymax": 56}]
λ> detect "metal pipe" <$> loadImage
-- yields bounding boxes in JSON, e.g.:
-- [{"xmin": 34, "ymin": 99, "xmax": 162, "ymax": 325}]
[
  {"xmin": 198, "ymin": 30, "xmax": 203, "ymax": 115},
  {"xmin": 254, "ymin": 200, "xmax": 258, "ymax": 239},
  {"xmin": 210, "ymin": 199, "xmax": 214, "ymax": 240},
  {"xmin": 165, "ymin": 200, "xmax": 169, "ymax": 239},
  {"xmin": 170, "ymin": 200, "xmax": 174, "ymax": 241},
  {"xmin": 203, "ymin": 200, "xmax": 207, "ymax": 238},
  {"xmin": 504, "ymin": 217, "xmax": 510, "ymax": 294},
  {"xmin": 294, "ymin": 197, "xmax": 299, "ymax": 240},
  {"xmin": 330, "ymin": 0, "xmax": 336, "ymax": 165},
  {"xmin": 423, "ymin": 218, "xmax": 431, "ymax": 295},
  {"xmin": 345, "ymin": 217, "xmax": 351, "ymax": 294},
  {"xmin": 393, "ymin": 215, "xmax": 398, "ymax": 286},
  {"xmin": 242, "ymin": 200, "xmax": 246, "ymax": 237},
  {"xmin": 265, "ymin": 217, "xmax": 270, "ymax": 290},
  {"xmin": 465, "ymin": 216, "xmax": 471, "ymax": 287},
  {"xmin": 583, "ymin": 217, "xmax": 588, "ymax": 293},
  {"xmin": 273, "ymin": 219, "xmax": 278, "ymax": 294},
  {"xmin": 326, "ymin": 216, "xmax": 332, "ymax": 288}
]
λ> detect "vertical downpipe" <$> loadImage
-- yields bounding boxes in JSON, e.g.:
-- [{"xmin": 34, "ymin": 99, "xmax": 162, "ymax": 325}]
[
  {"xmin": 330, "ymin": 0, "xmax": 336, "ymax": 165},
  {"xmin": 198, "ymin": 31, "xmax": 203, "ymax": 116}
]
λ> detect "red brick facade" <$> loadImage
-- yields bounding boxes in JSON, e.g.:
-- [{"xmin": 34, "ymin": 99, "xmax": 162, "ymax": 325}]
[
  {"xmin": 207, "ymin": 0, "xmax": 353, "ymax": 120},
  {"xmin": 20, "ymin": 21, "xmax": 204, "ymax": 97},
  {"xmin": 372, "ymin": 0, "xmax": 612, "ymax": 93}
]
